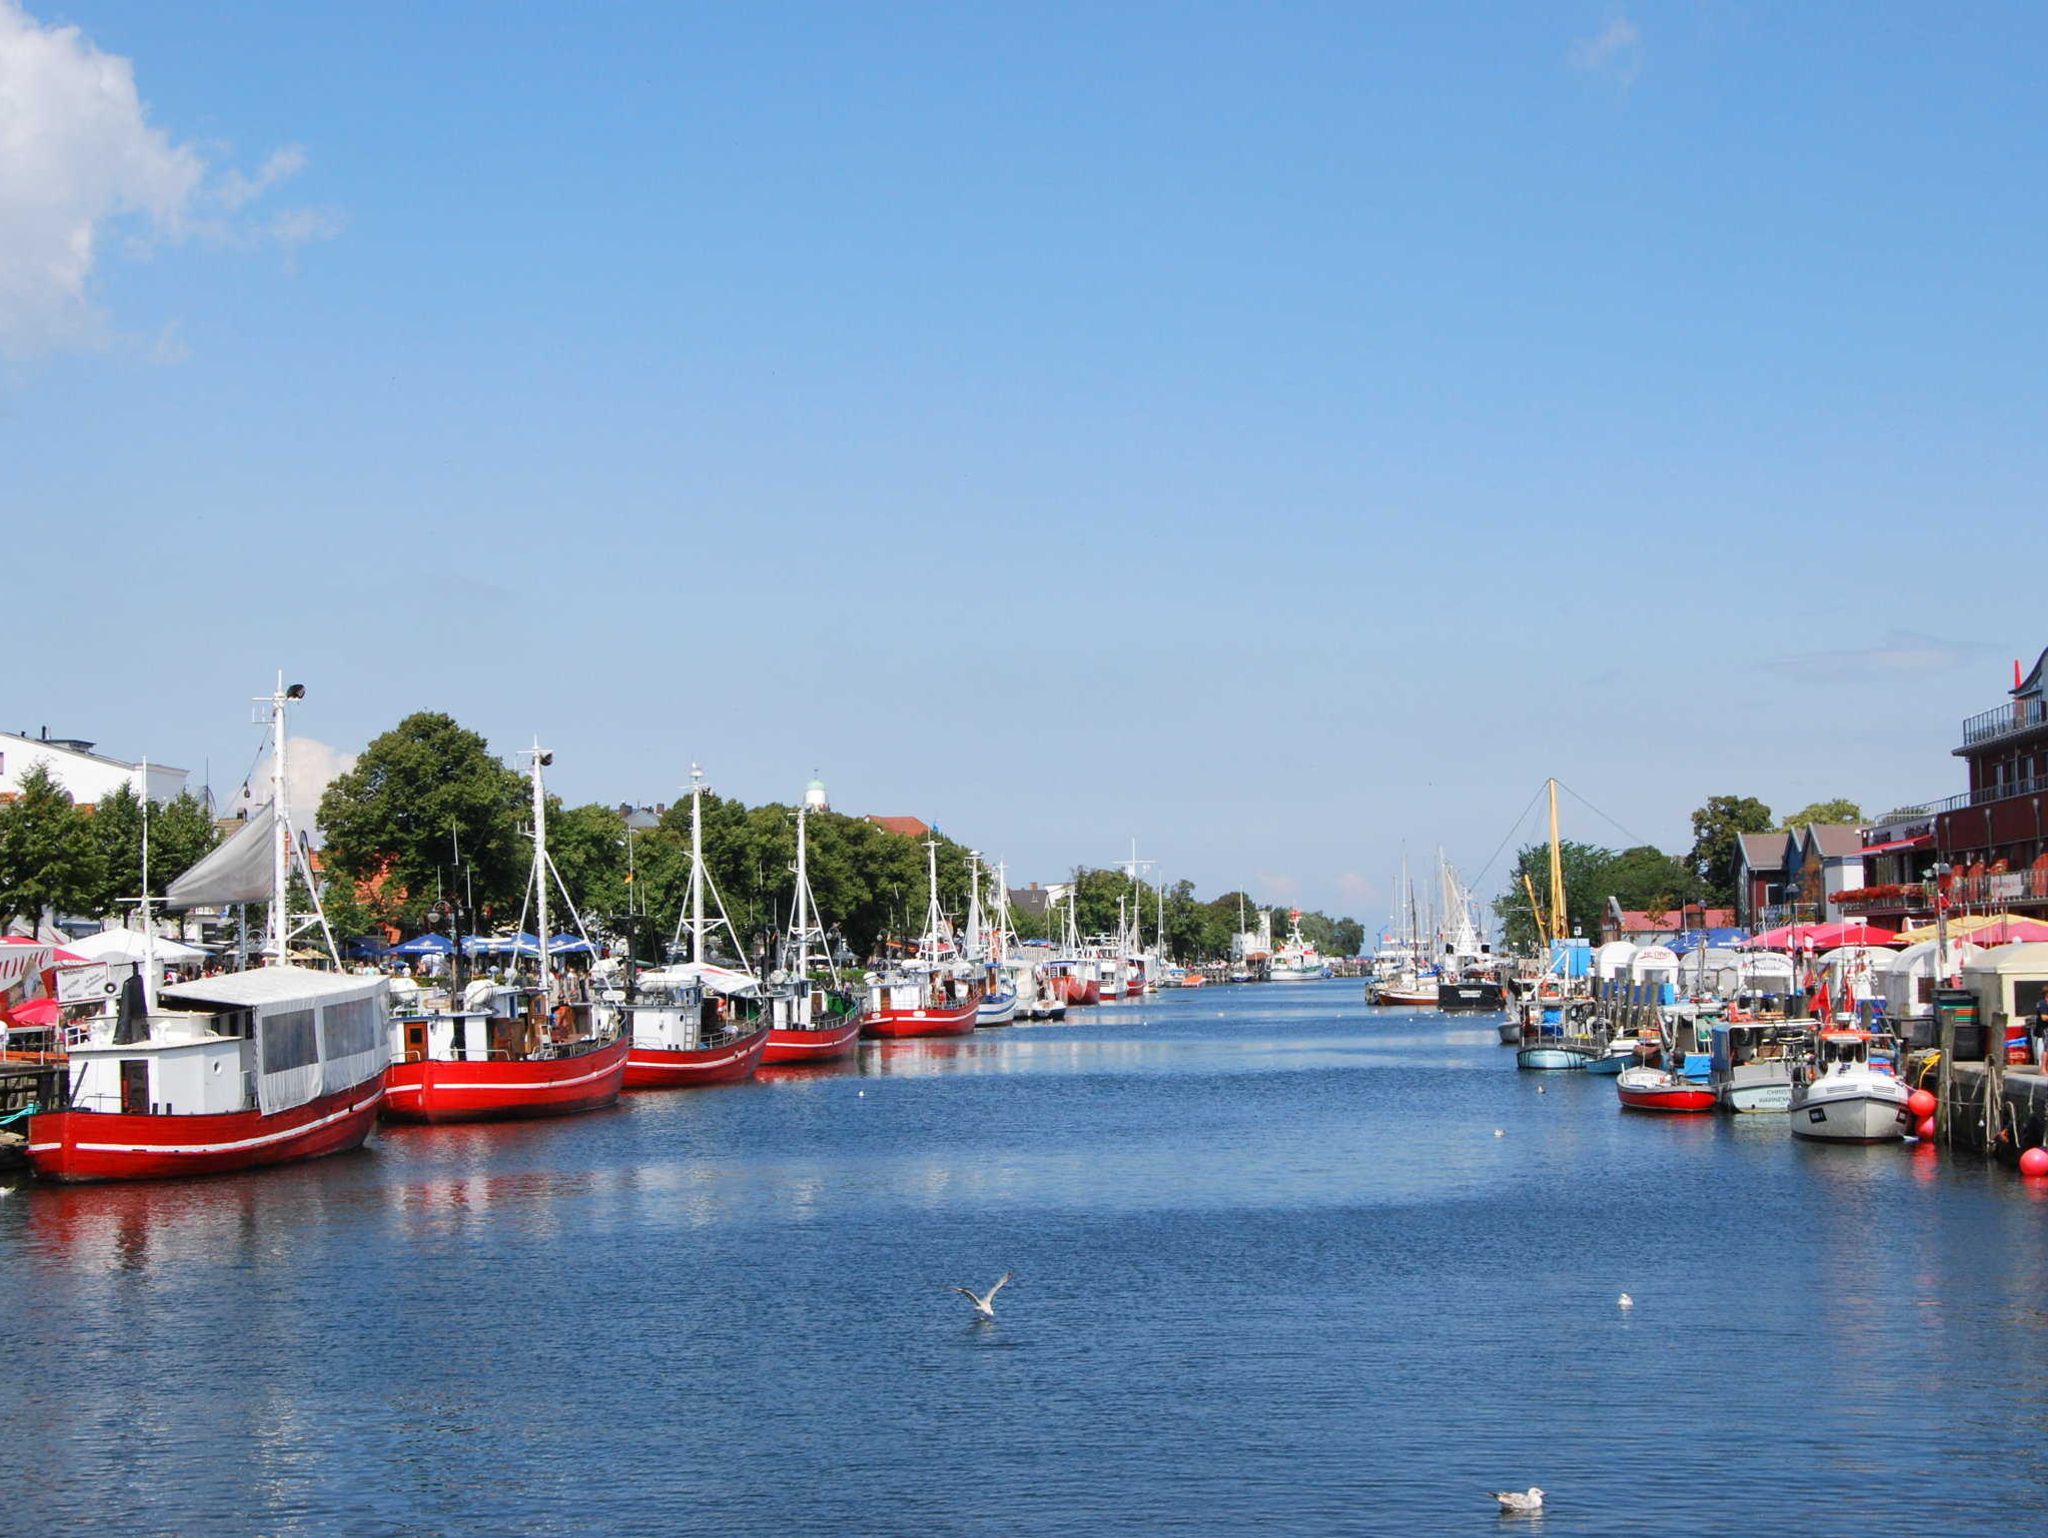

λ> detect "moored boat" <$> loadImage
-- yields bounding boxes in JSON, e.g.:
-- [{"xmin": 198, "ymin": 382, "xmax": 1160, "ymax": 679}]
[
  {"xmin": 1789, "ymin": 1030, "xmax": 1912, "ymax": 1143},
  {"xmin": 1517, "ymin": 1042, "xmax": 1594, "ymax": 1071},
  {"xmin": 27, "ymin": 677, "xmax": 390, "ymax": 1181},
  {"xmin": 1710, "ymin": 1021, "xmax": 1804, "ymax": 1113},
  {"xmin": 864, "ymin": 836, "xmax": 983, "ymax": 1039},
  {"xmin": 385, "ymin": 742, "xmax": 631, "ymax": 1122},
  {"xmin": 620, "ymin": 765, "xmax": 771, "ymax": 1088},
  {"xmin": 1615, "ymin": 1064, "xmax": 1716, "ymax": 1113},
  {"xmin": 760, "ymin": 801, "xmax": 866, "ymax": 1064}
]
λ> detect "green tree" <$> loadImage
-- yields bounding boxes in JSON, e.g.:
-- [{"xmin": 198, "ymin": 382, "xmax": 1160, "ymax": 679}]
[
  {"xmin": 1492, "ymin": 840, "xmax": 1618, "ymax": 951},
  {"xmin": 83, "ymin": 782, "xmax": 145, "ymax": 918},
  {"xmin": 318, "ymin": 713, "xmax": 529, "ymax": 929},
  {"xmin": 79, "ymin": 785, "xmax": 220, "ymax": 918},
  {"xmin": 1688, "ymin": 794, "xmax": 1774, "ymax": 906},
  {"xmin": 1602, "ymin": 845, "xmax": 1700, "ymax": 914},
  {"xmin": 0, "ymin": 763, "xmax": 106, "ymax": 928},
  {"xmin": 1781, "ymin": 799, "xmax": 1864, "ymax": 829}
]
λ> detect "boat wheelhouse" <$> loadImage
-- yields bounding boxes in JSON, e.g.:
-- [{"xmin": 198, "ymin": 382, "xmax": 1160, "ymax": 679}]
[
  {"xmin": 29, "ymin": 966, "xmax": 387, "ymax": 1182},
  {"xmin": 622, "ymin": 764, "xmax": 772, "ymax": 1086},
  {"xmin": 382, "ymin": 742, "xmax": 630, "ymax": 1122}
]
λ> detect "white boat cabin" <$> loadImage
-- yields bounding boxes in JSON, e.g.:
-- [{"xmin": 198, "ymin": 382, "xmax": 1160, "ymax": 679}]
[{"xmin": 65, "ymin": 966, "xmax": 388, "ymax": 1118}]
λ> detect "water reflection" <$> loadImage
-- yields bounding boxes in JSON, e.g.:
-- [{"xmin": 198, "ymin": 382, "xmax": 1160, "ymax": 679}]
[{"xmin": 11, "ymin": 980, "xmax": 2048, "ymax": 1536}]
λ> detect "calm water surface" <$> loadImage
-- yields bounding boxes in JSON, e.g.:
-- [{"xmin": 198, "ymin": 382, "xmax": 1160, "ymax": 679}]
[{"xmin": 8, "ymin": 981, "xmax": 2048, "ymax": 1536}]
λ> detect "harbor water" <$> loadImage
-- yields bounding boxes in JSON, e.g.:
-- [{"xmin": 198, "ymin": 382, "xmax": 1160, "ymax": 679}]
[{"xmin": 8, "ymin": 980, "xmax": 2048, "ymax": 1536}]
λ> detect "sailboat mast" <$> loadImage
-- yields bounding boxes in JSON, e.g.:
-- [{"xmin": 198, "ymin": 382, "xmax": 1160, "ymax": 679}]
[
  {"xmin": 266, "ymin": 673, "xmax": 290, "ymax": 964},
  {"xmin": 965, "ymin": 849, "xmax": 983, "ymax": 960},
  {"xmin": 1546, "ymin": 777, "xmax": 1566, "ymax": 943},
  {"xmin": 689, "ymin": 764, "xmax": 706, "ymax": 965},
  {"xmin": 530, "ymin": 743, "xmax": 552, "ymax": 1000},
  {"xmin": 793, "ymin": 804, "xmax": 810, "ymax": 974},
  {"xmin": 923, "ymin": 835, "xmax": 944, "ymax": 965}
]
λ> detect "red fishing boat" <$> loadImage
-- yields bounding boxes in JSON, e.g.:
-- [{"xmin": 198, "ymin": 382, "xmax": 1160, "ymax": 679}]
[
  {"xmin": 29, "ymin": 680, "xmax": 392, "ymax": 1183},
  {"xmin": 380, "ymin": 741, "xmax": 629, "ymax": 1124},
  {"xmin": 618, "ymin": 964, "xmax": 771, "ymax": 1088},
  {"xmin": 863, "ymin": 836, "xmax": 984, "ymax": 1038},
  {"xmin": 383, "ymin": 1019, "xmax": 631, "ymax": 1121},
  {"xmin": 760, "ymin": 800, "xmax": 867, "ymax": 1065},
  {"xmin": 1615, "ymin": 1065, "xmax": 1716, "ymax": 1114},
  {"xmin": 625, "ymin": 1023, "xmax": 765, "ymax": 1087},
  {"xmin": 864, "ymin": 971, "xmax": 980, "ymax": 1038}
]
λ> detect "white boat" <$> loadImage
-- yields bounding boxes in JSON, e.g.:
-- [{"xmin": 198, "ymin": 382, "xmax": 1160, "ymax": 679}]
[
  {"xmin": 1709, "ymin": 1021, "xmax": 1804, "ymax": 1113},
  {"xmin": 1268, "ymin": 910, "xmax": 1325, "ymax": 981},
  {"xmin": 1789, "ymin": 1031, "xmax": 1912, "ymax": 1142}
]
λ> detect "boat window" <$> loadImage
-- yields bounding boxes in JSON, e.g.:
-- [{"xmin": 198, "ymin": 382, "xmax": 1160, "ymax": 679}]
[
  {"xmin": 321, "ymin": 996, "xmax": 383, "ymax": 1063},
  {"xmin": 261, "ymin": 1008, "xmax": 319, "ymax": 1075}
]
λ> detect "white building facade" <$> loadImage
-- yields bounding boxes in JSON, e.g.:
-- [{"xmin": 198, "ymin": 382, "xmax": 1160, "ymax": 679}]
[{"xmin": 0, "ymin": 731, "xmax": 189, "ymax": 807}]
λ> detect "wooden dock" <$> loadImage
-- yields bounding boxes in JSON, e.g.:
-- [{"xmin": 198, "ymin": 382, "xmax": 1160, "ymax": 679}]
[{"xmin": 1906, "ymin": 1051, "xmax": 2048, "ymax": 1164}]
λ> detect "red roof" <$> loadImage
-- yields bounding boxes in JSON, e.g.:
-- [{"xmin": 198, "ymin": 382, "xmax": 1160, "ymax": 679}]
[
  {"xmin": 1615, "ymin": 908, "xmax": 1735, "ymax": 932},
  {"xmin": 864, "ymin": 815, "xmax": 930, "ymax": 839}
]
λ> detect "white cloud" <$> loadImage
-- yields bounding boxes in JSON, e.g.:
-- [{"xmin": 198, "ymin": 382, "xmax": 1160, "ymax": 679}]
[
  {"xmin": 0, "ymin": 1, "xmax": 337, "ymax": 359},
  {"xmin": 1256, "ymin": 871, "xmax": 1302, "ymax": 905},
  {"xmin": 231, "ymin": 738, "xmax": 357, "ymax": 832},
  {"xmin": 1770, "ymin": 629, "xmax": 1990, "ymax": 682},
  {"xmin": 1336, "ymin": 872, "xmax": 1380, "ymax": 912},
  {"xmin": 1569, "ymin": 13, "xmax": 1644, "ymax": 89},
  {"xmin": 215, "ymin": 145, "xmax": 305, "ymax": 212}
]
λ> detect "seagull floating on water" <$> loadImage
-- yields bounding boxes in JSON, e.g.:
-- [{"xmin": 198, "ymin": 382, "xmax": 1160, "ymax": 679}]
[
  {"xmin": 1618, "ymin": 1293, "xmax": 1634, "ymax": 1309},
  {"xmin": 1493, "ymin": 1128, "xmax": 1505, "ymax": 1138},
  {"xmin": 1490, "ymin": 1487, "xmax": 1544, "ymax": 1514},
  {"xmin": 949, "ymin": 1271, "xmax": 1014, "ymax": 1320}
]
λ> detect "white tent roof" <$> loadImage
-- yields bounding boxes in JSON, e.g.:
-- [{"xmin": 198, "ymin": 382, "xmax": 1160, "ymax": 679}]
[
  {"xmin": 1964, "ymin": 942, "xmax": 2048, "ymax": 977},
  {"xmin": 638, "ymin": 961, "xmax": 760, "ymax": 998},
  {"xmin": 68, "ymin": 927, "xmax": 209, "ymax": 965},
  {"xmin": 162, "ymin": 965, "xmax": 383, "ymax": 1010}
]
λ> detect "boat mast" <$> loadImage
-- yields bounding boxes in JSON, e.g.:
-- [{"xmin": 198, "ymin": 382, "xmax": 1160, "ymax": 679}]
[
  {"xmin": 140, "ymin": 756, "xmax": 158, "ymax": 1006},
  {"xmin": 965, "ymin": 849, "xmax": 984, "ymax": 961},
  {"xmin": 689, "ymin": 763, "xmax": 706, "ymax": 965},
  {"xmin": 266, "ymin": 673, "xmax": 291, "ymax": 965},
  {"xmin": 793, "ymin": 803, "xmax": 810, "ymax": 976},
  {"xmin": 1546, "ymin": 777, "xmax": 1567, "ymax": 944},
  {"xmin": 922, "ymin": 835, "xmax": 944, "ymax": 966},
  {"xmin": 529, "ymin": 741, "xmax": 552, "ymax": 1003}
]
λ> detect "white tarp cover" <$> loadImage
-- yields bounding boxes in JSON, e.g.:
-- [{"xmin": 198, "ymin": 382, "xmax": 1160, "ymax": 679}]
[
  {"xmin": 67, "ymin": 927, "xmax": 209, "ymax": 964},
  {"xmin": 165, "ymin": 805, "xmax": 277, "ymax": 908},
  {"xmin": 163, "ymin": 966, "xmax": 387, "ymax": 1112},
  {"xmin": 639, "ymin": 961, "xmax": 760, "ymax": 998}
]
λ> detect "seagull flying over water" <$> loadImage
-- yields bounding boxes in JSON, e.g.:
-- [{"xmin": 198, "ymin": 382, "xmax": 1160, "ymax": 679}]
[
  {"xmin": 1490, "ymin": 1487, "xmax": 1544, "ymax": 1514},
  {"xmin": 949, "ymin": 1272, "xmax": 1014, "ymax": 1320}
]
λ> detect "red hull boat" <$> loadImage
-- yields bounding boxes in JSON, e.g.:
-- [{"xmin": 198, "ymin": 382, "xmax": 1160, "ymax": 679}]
[
  {"xmin": 1058, "ymin": 975, "xmax": 1102, "ymax": 1006},
  {"xmin": 1616, "ymin": 1067, "xmax": 1716, "ymax": 1114},
  {"xmin": 382, "ymin": 1034, "xmax": 630, "ymax": 1123},
  {"xmin": 625, "ymin": 1024, "xmax": 770, "ymax": 1088},
  {"xmin": 763, "ymin": 1013, "xmax": 864, "ymax": 1065},
  {"xmin": 864, "ymin": 998, "xmax": 979, "ymax": 1039},
  {"xmin": 27, "ymin": 1079, "xmax": 383, "ymax": 1184}
]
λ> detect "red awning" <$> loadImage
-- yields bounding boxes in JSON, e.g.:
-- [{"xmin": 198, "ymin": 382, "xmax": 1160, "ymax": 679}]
[
  {"xmin": 4, "ymin": 997, "xmax": 57, "ymax": 1028},
  {"xmin": 1860, "ymin": 835, "xmax": 1934, "ymax": 856}
]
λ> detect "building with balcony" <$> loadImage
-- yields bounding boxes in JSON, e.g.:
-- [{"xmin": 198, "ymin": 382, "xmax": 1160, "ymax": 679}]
[
  {"xmin": 1734, "ymin": 833, "xmax": 1786, "ymax": 931},
  {"xmin": 1934, "ymin": 646, "xmax": 2048, "ymax": 909}
]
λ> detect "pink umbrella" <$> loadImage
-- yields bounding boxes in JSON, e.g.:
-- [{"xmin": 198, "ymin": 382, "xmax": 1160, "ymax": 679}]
[
  {"xmin": 1802, "ymin": 920, "xmax": 1901, "ymax": 948},
  {"xmin": 1972, "ymin": 917, "xmax": 2048, "ymax": 945},
  {"xmin": 1742, "ymin": 919, "xmax": 1901, "ymax": 950}
]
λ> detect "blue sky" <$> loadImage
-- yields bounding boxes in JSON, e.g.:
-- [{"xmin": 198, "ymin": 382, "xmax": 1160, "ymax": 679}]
[{"xmin": 4, "ymin": 2, "xmax": 2044, "ymax": 924}]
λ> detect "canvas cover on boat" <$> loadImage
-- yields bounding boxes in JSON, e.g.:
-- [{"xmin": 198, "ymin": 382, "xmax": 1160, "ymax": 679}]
[
  {"xmin": 163, "ymin": 966, "xmax": 388, "ymax": 1112},
  {"xmin": 165, "ymin": 804, "xmax": 277, "ymax": 908}
]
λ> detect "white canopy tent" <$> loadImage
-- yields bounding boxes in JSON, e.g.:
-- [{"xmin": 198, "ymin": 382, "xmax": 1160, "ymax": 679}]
[{"xmin": 67, "ymin": 927, "xmax": 209, "ymax": 965}]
